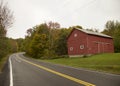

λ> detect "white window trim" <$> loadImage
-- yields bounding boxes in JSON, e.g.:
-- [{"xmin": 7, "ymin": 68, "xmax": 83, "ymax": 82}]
[
  {"xmin": 80, "ymin": 45, "xmax": 84, "ymax": 49},
  {"xmin": 74, "ymin": 33, "xmax": 77, "ymax": 37},
  {"xmin": 70, "ymin": 47, "xmax": 73, "ymax": 51}
]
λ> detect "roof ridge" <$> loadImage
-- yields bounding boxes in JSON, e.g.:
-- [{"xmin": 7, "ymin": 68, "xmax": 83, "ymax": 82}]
[{"xmin": 75, "ymin": 28, "xmax": 112, "ymax": 38}]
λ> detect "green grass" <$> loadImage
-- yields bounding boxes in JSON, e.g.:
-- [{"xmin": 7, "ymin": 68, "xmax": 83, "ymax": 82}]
[
  {"xmin": 43, "ymin": 53, "xmax": 120, "ymax": 74},
  {"xmin": 0, "ymin": 55, "xmax": 9, "ymax": 73}
]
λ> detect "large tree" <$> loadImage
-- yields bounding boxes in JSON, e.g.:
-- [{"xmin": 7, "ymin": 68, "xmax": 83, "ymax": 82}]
[
  {"xmin": 0, "ymin": 0, "xmax": 14, "ymax": 37},
  {"xmin": 55, "ymin": 28, "xmax": 71, "ymax": 56},
  {"xmin": 0, "ymin": 1, "xmax": 14, "ymax": 60},
  {"xmin": 102, "ymin": 20, "xmax": 120, "ymax": 52},
  {"xmin": 27, "ymin": 23, "xmax": 49, "ymax": 58}
]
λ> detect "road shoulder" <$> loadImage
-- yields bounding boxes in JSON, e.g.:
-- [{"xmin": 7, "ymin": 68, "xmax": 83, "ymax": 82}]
[{"xmin": 0, "ymin": 59, "xmax": 10, "ymax": 86}]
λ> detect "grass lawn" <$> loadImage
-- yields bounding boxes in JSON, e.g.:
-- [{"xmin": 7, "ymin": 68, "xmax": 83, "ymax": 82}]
[{"xmin": 43, "ymin": 53, "xmax": 120, "ymax": 74}]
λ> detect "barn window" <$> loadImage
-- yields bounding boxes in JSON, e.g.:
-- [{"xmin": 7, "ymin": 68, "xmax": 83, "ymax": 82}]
[
  {"xmin": 70, "ymin": 47, "xmax": 73, "ymax": 51},
  {"xmin": 80, "ymin": 45, "xmax": 84, "ymax": 49},
  {"xmin": 74, "ymin": 33, "xmax": 77, "ymax": 37}
]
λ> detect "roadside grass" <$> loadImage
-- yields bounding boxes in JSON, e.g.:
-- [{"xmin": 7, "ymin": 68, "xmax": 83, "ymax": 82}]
[
  {"xmin": 0, "ymin": 55, "xmax": 9, "ymax": 73},
  {"xmin": 43, "ymin": 53, "xmax": 120, "ymax": 74}
]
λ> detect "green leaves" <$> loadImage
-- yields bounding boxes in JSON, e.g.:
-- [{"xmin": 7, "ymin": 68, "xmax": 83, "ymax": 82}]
[
  {"xmin": 23, "ymin": 22, "xmax": 71, "ymax": 59},
  {"xmin": 25, "ymin": 23, "xmax": 49, "ymax": 58},
  {"xmin": 102, "ymin": 20, "xmax": 120, "ymax": 52},
  {"xmin": 0, "ymin": 38, "xmax": 17, "ymax": 60}
]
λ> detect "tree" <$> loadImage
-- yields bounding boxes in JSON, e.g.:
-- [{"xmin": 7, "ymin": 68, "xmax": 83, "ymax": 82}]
[
  {"xmin": 0, "ymin": 38, "xmax": 18, "ymax": 61},
  {"xmin": 30, "ymin": 33, "xmax": 48, "ymax": 58},
  {"xmin": 55, "ymin": 28, "xmax": 71, "ymax": 55},
  {"xmin": 86, "ymin": 28, "xmax": 99, "ymax": 32},
  {"xmin": 0, "ymin": 37, "xmax": 10, "ymax": 60},
  {"xmin": 27, "ymin": 28, "xmax": 33, "ymax": 37},
  {"xmin": 0, "ymin": 0, "xmax": 14, "ymax": 37},
  {"xmin": 0, "ymin": 1, "xmax": 14, "ymax": 61},
  {"xmin": 102, "ymin": 20, "xmax": 120, "ymax": 52},
  {"xmin": 47, "ymin": 21, "xmax": 61, "ymax": 57},
  {"xmin": 26, "ymin": 23, "xmax": 50, "ymax": 58},
  {"xmin": 69, "ymin": 25, "xmax": 82, "ymax": 30},
  {"xmin": 47, "ymin": 21, "xmax": 60, "ymax": 29},
  {"xmin": 16, "ymin": 38, "xmax": 25, "ymax": 51}
]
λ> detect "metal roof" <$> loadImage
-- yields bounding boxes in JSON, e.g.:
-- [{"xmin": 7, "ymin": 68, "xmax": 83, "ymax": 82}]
[{"xmin": 75, "ymin": 28, "xmax": 112, "ymax": 38}]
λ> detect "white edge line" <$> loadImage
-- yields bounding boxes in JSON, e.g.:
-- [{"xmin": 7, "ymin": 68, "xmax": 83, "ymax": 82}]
[{"xmin": 9, "ymin": 57, "xmax": 13, "ymax": 86}]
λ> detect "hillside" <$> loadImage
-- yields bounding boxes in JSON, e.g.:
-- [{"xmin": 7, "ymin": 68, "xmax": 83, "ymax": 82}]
[{"xmin": 43, "ymin": 53, "xmax": 120, "ymax": 74}]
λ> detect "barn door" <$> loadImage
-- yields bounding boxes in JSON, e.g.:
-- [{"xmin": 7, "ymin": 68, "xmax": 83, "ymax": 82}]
[{"xmin": 98, "ymin": 42, "xmax": 104, "ymax": 53}]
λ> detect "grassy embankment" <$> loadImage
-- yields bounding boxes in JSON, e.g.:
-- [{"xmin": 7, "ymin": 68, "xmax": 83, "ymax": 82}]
[
  {"xmin": 0, "ymin": 56, "xmax": 9, "ymax": 73},
  {"xmin": 43, "ymin": 53, "xmax": 120, "ymax": 74}
]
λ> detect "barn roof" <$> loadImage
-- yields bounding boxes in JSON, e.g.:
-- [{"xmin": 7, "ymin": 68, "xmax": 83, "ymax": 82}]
[{"xmin": 75, "ymin": 28, "xmax": 112, "ymax": 38}]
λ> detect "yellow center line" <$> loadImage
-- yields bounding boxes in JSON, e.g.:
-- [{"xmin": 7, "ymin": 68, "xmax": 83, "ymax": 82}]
[{"xmin": 17, "ymin": 56, "xmax": 95, "ymax": 86}]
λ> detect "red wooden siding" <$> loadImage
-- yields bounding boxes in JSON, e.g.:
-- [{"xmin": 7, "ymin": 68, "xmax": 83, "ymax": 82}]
[
  {"xmin": 67, "ymin": 29, "xmax": 87, "ymax": 55},
  {"xmin": 86, "ymin": 34, "xmax": 114, "ymax": 54},
  {"xmin": 67, "ymin": 28, "xmax": 114, "ymax": 56}
]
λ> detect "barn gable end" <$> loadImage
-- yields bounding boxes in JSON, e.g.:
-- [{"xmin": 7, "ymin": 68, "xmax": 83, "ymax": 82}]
[{"xmin": 67, "ymin": 28, "xmax": 87, "ymax": 57}]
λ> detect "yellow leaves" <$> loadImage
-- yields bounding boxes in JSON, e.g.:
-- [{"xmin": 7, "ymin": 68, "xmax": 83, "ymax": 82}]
[{"xmin": 34, "ymin": 33, "xmax": 47, "ymax": 41}]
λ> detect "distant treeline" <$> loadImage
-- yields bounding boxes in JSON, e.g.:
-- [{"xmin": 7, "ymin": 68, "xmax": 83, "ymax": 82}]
[
  {"xmin": 17, "ymin": 20, "xmax": 120, "ymax": 59},
  {"xmin": 17, "ymin": 22, "xmax": 72, "ymax": 59}
]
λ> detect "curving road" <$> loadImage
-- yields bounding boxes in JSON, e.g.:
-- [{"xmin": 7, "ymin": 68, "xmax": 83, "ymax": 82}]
[{"xmin": 8, "ymin": 53, "xmax": 120, "ymax": 86}]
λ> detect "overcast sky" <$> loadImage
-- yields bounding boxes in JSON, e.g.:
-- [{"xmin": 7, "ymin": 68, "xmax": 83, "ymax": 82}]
[{"xmin": 5, "ymin": 0, "xmax": 120, "ymax": 39}]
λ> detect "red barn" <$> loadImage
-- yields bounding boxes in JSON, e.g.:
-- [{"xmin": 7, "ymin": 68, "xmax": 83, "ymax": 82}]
[{"xmin": 67, "ymin": 28, "xmax": 114, "ymax": 57}]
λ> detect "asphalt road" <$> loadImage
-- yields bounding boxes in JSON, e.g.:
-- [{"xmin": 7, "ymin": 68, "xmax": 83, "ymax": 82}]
[{"xmin": 8, "ymin": 53, "xmax": 120, "ymax": 86}]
